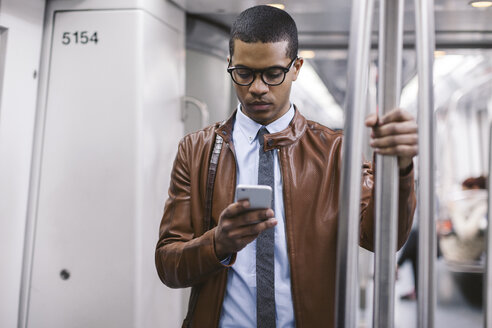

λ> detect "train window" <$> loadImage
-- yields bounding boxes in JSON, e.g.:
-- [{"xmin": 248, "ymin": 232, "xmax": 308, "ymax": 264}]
[
  {"xmin": 399, "ymin": 48, "xmax": 492, "ymax": 209},
  {"xmin": 291, "ymin": 54, "xmax": 344, "ymax": 130},
  {"xmin": 400, "ymin": 49, "xmax": 492, "ymax": 326},
  {"xmin": 434, "ymin": 50, "xmax": 492, "ymax": 326}
]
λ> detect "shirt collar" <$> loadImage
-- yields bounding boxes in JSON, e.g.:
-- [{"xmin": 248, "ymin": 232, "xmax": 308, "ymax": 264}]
[{"xmin": 235, "ymin": 103, "xmax": 295, "ymax": 144}]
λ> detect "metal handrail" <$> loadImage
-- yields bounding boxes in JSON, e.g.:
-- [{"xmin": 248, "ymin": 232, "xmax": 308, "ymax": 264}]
[
  {"xmin": 373, "ymin": 0, "xmax": 404, "ymax": 327},
  {"xmin": 337, "ymin": 0, "xmax": 438, "ymax": 326},
  {"xmin": 335, "ymin": 0, "xmax": 375, "ymax": 326},
  {"xmin": 414, "ymin": 0, "xmax": 437, "ymax": 327},
  {"xmin": 182, "ymin": 96, "xmax": 210, "ymax": 128}
]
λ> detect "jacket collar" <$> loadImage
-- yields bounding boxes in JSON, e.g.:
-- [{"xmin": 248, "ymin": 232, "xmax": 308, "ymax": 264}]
[{"xmin": 215, "ymin": 104, "xmax": 307, "ymax": 151}]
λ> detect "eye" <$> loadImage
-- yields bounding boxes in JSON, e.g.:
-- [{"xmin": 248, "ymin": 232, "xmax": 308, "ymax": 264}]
[
  {"xmin": 264, "ymin": 68, "xmax": 283, "ymax": 80},
  {"xmin": 235, "ymin": 68, "xmax": 253, "ymax": 79}
]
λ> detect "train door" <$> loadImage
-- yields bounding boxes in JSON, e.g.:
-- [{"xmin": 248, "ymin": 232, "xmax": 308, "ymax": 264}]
[{"xmin": 20, "ymin": 2, "xmax": 187, "ymax": 327}]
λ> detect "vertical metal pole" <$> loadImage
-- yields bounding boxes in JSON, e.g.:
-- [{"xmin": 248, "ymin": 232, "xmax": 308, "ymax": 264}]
[
  {"xmin": 485, "ymin": 124, "xmax": 492, "ymax": 328},
  {"xmin": 373, "ymin": 0, "xmax": 404, "ymax": 327},
  {"xmin": 335, "ymin": 0, "xmax": 374, "ymax": 326},
  {"xmin": 415, "ymin": 0, "xmax": 436, "ymax": 327}
]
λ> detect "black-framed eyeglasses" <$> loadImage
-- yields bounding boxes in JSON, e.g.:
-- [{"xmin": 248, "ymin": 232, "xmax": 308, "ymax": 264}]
[{"xmin": 227, "ymin": 57, "xmax": 298, "ymax": 86}]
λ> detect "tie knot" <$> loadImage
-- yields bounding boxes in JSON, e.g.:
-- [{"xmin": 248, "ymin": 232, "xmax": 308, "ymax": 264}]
[{"xmin": 257, "ymin": 127, "xmax": 269, "ymax": 147}]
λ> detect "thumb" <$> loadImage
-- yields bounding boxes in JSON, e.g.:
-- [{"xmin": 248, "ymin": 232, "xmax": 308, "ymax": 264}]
[{"xmin": 365, "ymin": 113, "xmax": 378, "ymax": 127}]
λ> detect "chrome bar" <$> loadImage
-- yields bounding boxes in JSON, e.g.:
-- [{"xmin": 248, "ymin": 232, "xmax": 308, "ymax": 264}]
[
  {"xmin": 373, "ymin": 0, "xmax": 404, "ymax": 327},
  {"xmin": 415, "ymin": 0, "xmax": 436, "ymax": 327},
  {"xmin": 335, "ymin": 0, "xmax": 374, "ymax": 326},
  {"xmin": 485, "ymin": 123, "xmax": 492, "ymax": 328},
  {"xmin": 17, "ymin": 6, "xmax": 55, "ymax": 327},
  {"xmin": 182, "ymin": 96, "xmax": 210, "ymax": 127}
]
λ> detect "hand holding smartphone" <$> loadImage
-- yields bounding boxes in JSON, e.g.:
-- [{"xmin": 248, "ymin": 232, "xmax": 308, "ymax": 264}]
[{"xmin": 214, "ymin": 185, "xmax": 276, "ymax": 259}]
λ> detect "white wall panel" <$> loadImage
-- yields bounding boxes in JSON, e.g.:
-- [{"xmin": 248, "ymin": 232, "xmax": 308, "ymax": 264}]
[
  {"xmin": 184, "ymin": 49, "xmax": 231, "ymax": 134},
  {"xmin": 0, "ymin": 1, "xmax": 45, "ymax": 327},
  {"xmin": 27, "ymin": 8, "xmax": 184, "ymax": 328},
  {"xmin": 138, "ymin": 10, "xmax": 186, "ymax": 328},
  {"xmin": 47, "ymin": 0, "xmax": 184, "ymax": 33}
]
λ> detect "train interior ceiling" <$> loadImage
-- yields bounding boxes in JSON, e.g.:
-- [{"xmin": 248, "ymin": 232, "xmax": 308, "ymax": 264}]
[{"xmin": 1, "ymin": 0, "xmax": 491, "ymax": 327}]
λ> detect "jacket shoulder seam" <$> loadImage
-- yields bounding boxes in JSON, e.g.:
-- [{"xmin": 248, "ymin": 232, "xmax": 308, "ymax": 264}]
[{"xmin": 305, "ymin": 119, "xmax": 343, "ymax": 137}]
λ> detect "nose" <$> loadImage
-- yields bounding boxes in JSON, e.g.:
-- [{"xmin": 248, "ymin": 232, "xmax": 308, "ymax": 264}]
[{"xmin": 249, "ymin": 73, "xmax": 269, "ymax": 96}]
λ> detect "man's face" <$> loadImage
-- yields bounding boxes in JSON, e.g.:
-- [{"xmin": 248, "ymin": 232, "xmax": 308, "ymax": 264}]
[{"xmin": 229, "ymin": 40, "xmax": 303, "ymax": 125}]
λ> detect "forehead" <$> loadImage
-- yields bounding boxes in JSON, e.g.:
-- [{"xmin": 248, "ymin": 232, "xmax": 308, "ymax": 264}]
[{"xmin": 231, "ymin": 40, "xmax": 290, "ymax": 68}]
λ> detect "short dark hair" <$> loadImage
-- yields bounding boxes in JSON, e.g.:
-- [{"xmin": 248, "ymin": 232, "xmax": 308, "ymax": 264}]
[
  {"xmin": 462, "ymin": 176, "xmax": 487, "ymax": 190},
  {"xmin": 229, "ymin": 5, "xmax": 298, "ymax": 60}
]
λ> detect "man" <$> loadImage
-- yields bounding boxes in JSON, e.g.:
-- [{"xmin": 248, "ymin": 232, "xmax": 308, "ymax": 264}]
[{"xmin": 155, "ymin": 5, "xmax": 417, "ymax": 327}]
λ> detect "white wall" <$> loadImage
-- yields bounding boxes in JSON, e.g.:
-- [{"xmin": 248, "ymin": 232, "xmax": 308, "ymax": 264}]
[
  {"xmin": 0, "ymin": 1, "xmax": 46, "ymax": 327},
  {"xmin": 0, "ymin": 0, "xmax": 188, "ymax": 327}
]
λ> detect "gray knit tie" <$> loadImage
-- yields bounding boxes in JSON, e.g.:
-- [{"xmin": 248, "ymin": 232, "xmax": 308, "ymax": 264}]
[{"xmin": 256, "ymin": 127, "xmax": 276, "ymax": 328}]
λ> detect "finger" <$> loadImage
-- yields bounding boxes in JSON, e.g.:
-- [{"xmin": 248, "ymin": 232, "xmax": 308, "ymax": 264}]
[
  {"xmin": 230, "ymin": 218, "xmax": 278, "ymax": 239},
  {"xmin": 398, "ymin": 157, "xmax": 413, "ymax": 170},
  {"xmin": 236, "ymin": 208, "xmax": 275, "ymax": 227},
  {"xmin": 380, "ymin": 108, "xmax": 414, "ymax": 124},
  {"xmin": 373, "ymin": 144, "xmax": 418, "ymax": 157},
  {"xmin": 370, "ymin": 133, "xmax": 418, "ymax": 149},
  {"xmin": 371, "ymin": 121, "xmax": 417, "ymax": 138},
  {"xmin": 364, "ymin": 113, "xmax": 379, "ymax": 127},
  {"xmin": 222, "ymin": 200, "xmax": 251, "ymax": 218}
]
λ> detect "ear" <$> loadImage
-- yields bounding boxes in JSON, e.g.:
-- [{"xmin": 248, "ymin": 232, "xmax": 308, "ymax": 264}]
[{"xmin": 291, "ymin": 57, "xmax": 304, "ymax": 81}]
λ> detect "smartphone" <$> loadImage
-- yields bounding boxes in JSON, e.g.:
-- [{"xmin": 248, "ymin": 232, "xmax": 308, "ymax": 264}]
[{"xmin": 235, "ymin": 184, "xmax": 273, "ymax": 209}]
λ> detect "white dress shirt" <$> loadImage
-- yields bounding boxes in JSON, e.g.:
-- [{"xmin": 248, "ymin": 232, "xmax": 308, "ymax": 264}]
[{"xmin": 219, "ymin": 104, "xmax": 295, "ymax": 328}]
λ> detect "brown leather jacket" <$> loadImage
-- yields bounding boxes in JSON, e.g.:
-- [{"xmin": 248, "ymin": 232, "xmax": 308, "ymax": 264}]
[{"xmin": 155, "ymin": 109, "xmax": 416, "ymax": 327}]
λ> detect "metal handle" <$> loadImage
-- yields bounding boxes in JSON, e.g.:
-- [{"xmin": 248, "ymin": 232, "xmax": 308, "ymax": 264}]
[
  {"xmin": 414, "ymin": 0, "xmax": 437, "ymax": 327},
  {"xmin": 182, "ymin": 96, "xmax": 210, "ymax": 128},
  {"xmin": 335, "ymin": 0, "xmax": 375, "ymax": 326},
  {"xmin": 373, "ymin": 0, "xmax": 404, "ymax": 327}
]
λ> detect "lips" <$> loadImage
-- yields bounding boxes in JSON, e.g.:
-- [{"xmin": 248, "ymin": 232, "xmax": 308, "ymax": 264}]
[{"xmin": 248, "ymin": 101, "xmax": 272, "ymax": 110}]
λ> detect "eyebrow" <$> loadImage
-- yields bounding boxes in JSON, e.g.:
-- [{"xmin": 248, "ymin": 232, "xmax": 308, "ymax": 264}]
[{"xmin": 230, "ymin": 63, "xmax": 288, "ymax": 69}]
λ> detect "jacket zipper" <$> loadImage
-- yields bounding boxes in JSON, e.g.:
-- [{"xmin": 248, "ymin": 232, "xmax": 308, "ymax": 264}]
[{"xmin": 278, "ymin": 147, "xmax": 301, "ymax": 324}]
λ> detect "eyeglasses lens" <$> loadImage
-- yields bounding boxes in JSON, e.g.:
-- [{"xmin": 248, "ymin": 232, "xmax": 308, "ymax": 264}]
[
  {"xmin": 232, "ymin": 68, "xmax": 254, "ymax": 85},
  {"xmin": 263, "ymin": 68, "xmax": 284, "ymax": 85},
  {"xmin": 232, "ymin": 68, "xmax": 285, "ymax": 86}
]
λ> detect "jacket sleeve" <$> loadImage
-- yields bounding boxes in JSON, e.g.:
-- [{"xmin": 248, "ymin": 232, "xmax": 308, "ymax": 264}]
[
  {"xmin": 358, "ymin": 160, "xmax": 416, "ymax": 252},
  {"xmin": 155, "ymin": 137, "xmax": 232, "ymax": 289}
]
